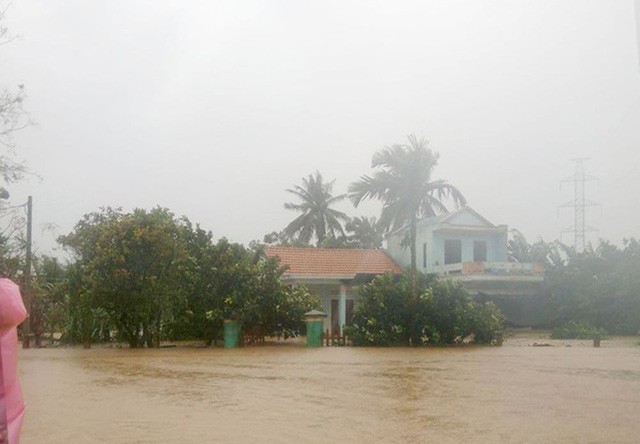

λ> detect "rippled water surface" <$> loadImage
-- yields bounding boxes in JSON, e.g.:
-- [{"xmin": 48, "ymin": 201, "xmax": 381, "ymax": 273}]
[{"xmin": 18, "ymin": 337, "xmax": 640, "ymax": 443}]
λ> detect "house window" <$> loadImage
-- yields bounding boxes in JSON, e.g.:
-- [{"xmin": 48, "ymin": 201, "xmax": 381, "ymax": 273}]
[
  {"xmin": 444, "ymin": 240, "xmax": 462, "ymax": 264},
  {"xmin": 422, "ymin": 243, "xmax": 427, "ymax": 269},
  {"xmin": 473, "ymin": 241, "xmax": 487, "ymax": 262}
]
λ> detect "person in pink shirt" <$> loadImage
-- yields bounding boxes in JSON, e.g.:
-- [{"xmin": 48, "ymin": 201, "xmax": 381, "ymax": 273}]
[{"xmin": 0, "ymin": 278, "xmax": 27, "ymax": 444}]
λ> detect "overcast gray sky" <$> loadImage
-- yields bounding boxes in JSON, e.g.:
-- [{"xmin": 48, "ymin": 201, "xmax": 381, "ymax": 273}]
[{"xmin": 3, "ymin": 0, "xmax": 640, "ymax": 257}]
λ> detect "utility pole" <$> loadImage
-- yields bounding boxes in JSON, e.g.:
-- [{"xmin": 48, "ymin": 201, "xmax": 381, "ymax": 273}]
[
  {"xmin": 635, "ymin": 0, "xmax": 640, "ymax": 71},
  {"xmin": 22, "ymin": 195, "xmax": 32, "ymax": 349},
  {"xmin": 559, "ymin": 159, "xmax": 599, "ymax": 251}
]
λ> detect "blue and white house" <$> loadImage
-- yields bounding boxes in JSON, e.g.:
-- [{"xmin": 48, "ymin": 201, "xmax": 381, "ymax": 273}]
[
  {"xmin": 387, "ymin": 206, "xmax": 544, "ymax": 326},
  {"xmin": 387, "ymin": 207, "xmax": 509, "ymax": 273}
]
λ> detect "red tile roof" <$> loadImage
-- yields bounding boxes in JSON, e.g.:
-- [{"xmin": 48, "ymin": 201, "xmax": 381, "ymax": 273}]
[{"xmin": 264, "ymin": 246, "xmax": 402, "ymax": 277}]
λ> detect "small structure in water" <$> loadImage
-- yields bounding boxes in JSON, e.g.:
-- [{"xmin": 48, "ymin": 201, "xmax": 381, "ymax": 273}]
[
  {"xmin": 303, "ymin": 310, "xmax": 327, "ymax": 347},
  {"xmin": 265, "ymin": 247, "xmax": 401, "ymax": 336}
]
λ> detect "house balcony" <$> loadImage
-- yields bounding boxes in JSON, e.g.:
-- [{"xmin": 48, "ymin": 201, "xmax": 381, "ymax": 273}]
[
  {"xmin": 434, "ymin": 261, "xmax": 543, "ymax": 276},
  {"xmin": 434, "ymin": 262, "xmax": 544, "ymax": 296}
]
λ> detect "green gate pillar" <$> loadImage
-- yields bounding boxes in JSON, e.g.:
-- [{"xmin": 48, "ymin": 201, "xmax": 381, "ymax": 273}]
[
  {"xmin": 223, "ymin": 319, "xmax": 240, "ymax": 349},
  {"xmin": 304, "ymin": 310, "xmax": 327, "ymax": 347}
]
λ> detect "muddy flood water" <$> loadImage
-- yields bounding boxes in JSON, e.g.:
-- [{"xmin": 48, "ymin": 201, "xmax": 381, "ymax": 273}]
[{"xmin": 17, "ymin": 335, "xmax": 640, "ymax": 443}]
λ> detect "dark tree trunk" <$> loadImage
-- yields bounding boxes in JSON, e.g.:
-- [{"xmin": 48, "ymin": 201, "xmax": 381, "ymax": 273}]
[
  {"xmin": 409, "ymin": 213, "xmax": 418, "ymax": 346},
  {"xmin": 409, "ymin": 214, "xmax": 417, "ymax": 292}
]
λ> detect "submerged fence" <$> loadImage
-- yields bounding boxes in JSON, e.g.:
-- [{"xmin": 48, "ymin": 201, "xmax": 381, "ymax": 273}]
[{"xmin": 322, "ymin": 329, "xmax": 352, "ymax": 347}]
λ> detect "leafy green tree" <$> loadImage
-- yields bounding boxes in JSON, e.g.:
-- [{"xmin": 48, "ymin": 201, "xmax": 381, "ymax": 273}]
[
  {"xmin": 32, "ymin": 256, "xmax": 66, "ymax": 345},
  {"xmin": 60, "ymin": 207, "xmax": 325, "ymax": 347},
  {"xmin": 349, "ymin": 135, "xmax": 466, "ymax": 283},
  {"xmin": 284, "ymin": 171, "xmax": 349, "ymax": 246},
  {"xmin": 347, "ymin": 272, "xmax": 504, "ymax": 346},
  {"xmin": 172, "ymin": 239, "xmax": 320, "ymax": 344},
  {"xmin": 0, "ymin": 230, "xmax": 23, "ymax": 278},
  {"xmin": 545, "ymin": 238, "xmax": 640, "ymax": 335},
  {"xmin": 345, "ymin": 273, "xmax": 414, "ymax": 345},
  {"xmin": 167, "ymin": 221, "xmax": 226, "ymax": 345},
  {"xmin": 241, "ymin": 255, "xmax": 321, "ymax": 338},
  {"xmin": 60, "ymin": 261, "xmax": 109, "ymax": 348},
  {"xmin": 59, "ymin": 207, "xmax": 187, "ymax": 347},
  {"xmin": 416, "ymin": 280, "xmax": 503, "ymax": 345}
]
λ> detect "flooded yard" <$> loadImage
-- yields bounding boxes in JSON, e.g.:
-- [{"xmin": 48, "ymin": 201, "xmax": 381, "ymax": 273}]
[{"xmin": 18, "ymin": 336, "xmax": 640, "ymax": 443}]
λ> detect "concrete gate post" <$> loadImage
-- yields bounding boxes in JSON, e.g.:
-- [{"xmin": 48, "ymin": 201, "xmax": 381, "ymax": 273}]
[
  {"xmin": 223, "ymin": 319, "xmax": 240, "ymax": 349},
  {"xmin": 303, "ymin": 310, "xmax": 327, "ymax": 347}
]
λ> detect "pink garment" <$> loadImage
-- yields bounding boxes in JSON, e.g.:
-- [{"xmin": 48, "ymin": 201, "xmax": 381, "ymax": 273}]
[{"xmin": 0, "ymin": 278, "xmax": 27, "ymax": 444}]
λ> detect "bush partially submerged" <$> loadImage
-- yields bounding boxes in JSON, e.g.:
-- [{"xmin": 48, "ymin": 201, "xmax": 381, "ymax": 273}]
[
  {"xmin": 550, "ymin": 320, "xmax": 606, "ymax": 340},
  {"xmin": 346, "ymin": 272, "xmax": 505, "ymax": 346}
]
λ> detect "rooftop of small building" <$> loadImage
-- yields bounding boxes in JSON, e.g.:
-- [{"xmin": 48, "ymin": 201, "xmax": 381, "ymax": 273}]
[{"xmin": 264, "ymin": 246, "xmax": 402, "ymax": 277}]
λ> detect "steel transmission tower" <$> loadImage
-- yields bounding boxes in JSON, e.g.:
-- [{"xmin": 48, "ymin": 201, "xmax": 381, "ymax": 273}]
[{"xmin": 559, "ymin": 158, "xmax": 599, "ymax": 251}]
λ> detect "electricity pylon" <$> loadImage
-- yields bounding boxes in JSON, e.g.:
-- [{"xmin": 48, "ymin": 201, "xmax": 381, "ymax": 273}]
[{"xmin": 559, "ymin": 158, "xmax": 599, "ymax": 251}]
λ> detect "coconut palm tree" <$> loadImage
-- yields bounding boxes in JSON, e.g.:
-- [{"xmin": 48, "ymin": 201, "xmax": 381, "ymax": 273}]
[
  {"xmin": 349, "ymin": 135, "xmax": 466, "ymax": 279},
  {"xmin": 284, "ymin": 171, "xmax": 349, "ymax": 247},
  {"xmin": 345, "ymin": 216, "xmax": 384, "ymax": 249}
]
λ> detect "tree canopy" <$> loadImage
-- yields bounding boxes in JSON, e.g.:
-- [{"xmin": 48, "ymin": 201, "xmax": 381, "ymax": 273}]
[
  {"xmin": 57, "ymin": 207, "xmax": 320, "ymax": 347},
  {"xmin": 349, "ymin": 135, "xmax": 466, "ymax": 278},
  {"xmin": 284, "ymin": 171, "xmax": 349, "ymax": 246}
]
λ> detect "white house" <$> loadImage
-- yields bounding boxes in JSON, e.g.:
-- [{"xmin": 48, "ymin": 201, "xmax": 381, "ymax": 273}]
[
  {"xmin": 265, "ymin": 246, "xmax": 402, "ymax": 335},
  {"xmin": 387, "ymin": 206, "xmax": 544, "ymax": 325}
]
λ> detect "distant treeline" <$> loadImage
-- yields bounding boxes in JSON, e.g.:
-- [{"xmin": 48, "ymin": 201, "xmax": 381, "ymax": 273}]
[{"xmin": 509, "ymin": 231, "xmax": 640, "ymax": 336}]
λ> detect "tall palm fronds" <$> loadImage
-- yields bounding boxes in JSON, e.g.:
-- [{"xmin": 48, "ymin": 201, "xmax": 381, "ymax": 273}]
[
  {"xmin": 508, "ymin": 228, "xmax": 574, "ymax": 268},
  {"xmin": 284, "ymin": 171, "xmax": 349, "ymax": 247},
  {"xmin": 345, "ymin": 216, "xmax": 384, "ymax": 249},
  {"xmin": 349, "ymin": 135, "xmax": 466, "ymax": 277}
]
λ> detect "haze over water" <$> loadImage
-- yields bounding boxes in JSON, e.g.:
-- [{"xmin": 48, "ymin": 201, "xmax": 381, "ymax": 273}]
[{"xmin": 19, "ymin": 337, "xmax": 640, "ymax": 443}]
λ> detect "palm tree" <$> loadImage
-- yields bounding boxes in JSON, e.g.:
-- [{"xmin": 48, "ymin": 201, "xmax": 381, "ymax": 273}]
[
  {"xmin": 345, "ymin": 216, "xmax": 384, "ymax": 249},
  {"xmin": 284, "ymin": 171, "xmax": 349, "ymax": 247},
  {"xmin": 349, "ymin": 135, "xmax": 466, "ymax": 279},
  {"xmin": 508, "ymin": 229, "xmax": 574, "ymax": 268}
]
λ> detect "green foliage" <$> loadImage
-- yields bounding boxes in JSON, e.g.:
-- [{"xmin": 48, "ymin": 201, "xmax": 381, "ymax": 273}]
[
  {"xmin": 507, "ymin": 229, "xmax": 571, "ymax": 267},
  {"xmin": 349, "ymin": 135, "xmax": 466, "ymax": 275},
  {"xmin": 284, "ymin": 171, "xmax": 349, "ymax": 246},
  {"xmin": 260, "ymin": 216, "xmax": 383, "ymax": 250},
  {"xmin": 545, "ymin": 238, "xmax": 640, "ymax": 335},
  {"xmin": 258, "ymin": 230, "xmax": 309, "ymax": 248},
  {"xmin": 59, "ymin": 207, "xmax": 187, "ymax": 347},
  {"xmin": 347, "ymin": 272, "xmax": 505, "ymax": 346},
  {"xmin": 58, "ymin": 208, "xmax": 320, "ymax": 347},
  {"xmin": 506, "ymin": 231, "xmax": 640, "ymax": 335},
  {"xmin": 344, "ymin": 273, "xmax": 414, "ymax": 345},
  {"xmin": 550, "ymin": 321, "xmax": 606, "ymax": 340},
  {"xmin": 344, "ymin": 216, "xmax": 384, "ymax": 249},
  {"xmin": 32, "ymin": 256, "xmax": 67, "ymax": 342},
  {"xmin": 0, "ymin": 231, "xmax": 24, "ymax": 278},
  {"xmin": 242, "ymin": 256, "xmax": 321, "ymax": 338}
]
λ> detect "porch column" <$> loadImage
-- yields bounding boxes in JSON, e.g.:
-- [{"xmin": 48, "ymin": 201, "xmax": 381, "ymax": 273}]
[{"xmin": 339, "ymin": 283, "xmax": 347, "ymax": 335}]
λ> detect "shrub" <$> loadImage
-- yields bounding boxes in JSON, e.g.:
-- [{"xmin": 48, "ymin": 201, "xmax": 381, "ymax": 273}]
[
  {"xmin": 348, "ymin": 272, "xmax": 505, "ymax": 346},
  {"xmin": 345, "ymin": 273, "xmax": 413, "ymax": 346},
  {"xmin": 550, "ymin": 320, "xmax": 607, "ymax": 340}
]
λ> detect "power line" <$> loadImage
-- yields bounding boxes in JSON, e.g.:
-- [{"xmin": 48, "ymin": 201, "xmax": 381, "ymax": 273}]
[{"xmin": 559, "ymin": 158, "xmax": 600, "ymax": 251}]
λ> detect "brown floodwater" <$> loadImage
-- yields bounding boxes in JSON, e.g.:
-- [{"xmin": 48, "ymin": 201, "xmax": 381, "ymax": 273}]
[{"xmin": 17, "ymin": 335, "xmax": 640, "ymax": 443}]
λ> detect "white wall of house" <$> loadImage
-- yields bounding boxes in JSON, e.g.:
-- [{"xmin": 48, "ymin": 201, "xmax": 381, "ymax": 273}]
[
  {"xmin": 303, "ymin": 282, "xmax": 355, "ymax": 335},
  {"xmin": 386, "ymin": 208, "xmax": 509, "ymax": 274}
]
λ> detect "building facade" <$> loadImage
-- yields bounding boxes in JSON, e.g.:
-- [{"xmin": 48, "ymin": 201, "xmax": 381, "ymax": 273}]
[
  {"xmin": 387, "ymin": 207, "xmax": 544, "ymax": 326},
  {"xmin": 264, "ymin": 246, "xmax": 401, "ymax": 335}
]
